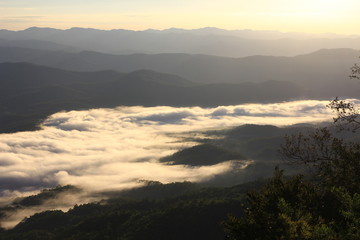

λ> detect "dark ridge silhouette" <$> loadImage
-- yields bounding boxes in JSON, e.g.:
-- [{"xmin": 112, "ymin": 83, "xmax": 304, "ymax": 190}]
[
  {"xmin": 0, "ymin": 62, "xmax": 303, "ymax": 133},
  {"xmin": 0, "ymin": 47, "xmax": 359, "ymax": 96},
  {"xmin": 0, "ymin": 181, "xmax": 262, "ymax": 239},
  {"xmin": 160, "ymin": 144, "xmax": 246, "ymax": 166}
]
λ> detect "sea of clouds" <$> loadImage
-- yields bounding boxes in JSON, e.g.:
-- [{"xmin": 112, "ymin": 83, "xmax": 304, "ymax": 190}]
[{"xmin": 0, "ymin": 99, "xmax": 356, "ymax": 227}]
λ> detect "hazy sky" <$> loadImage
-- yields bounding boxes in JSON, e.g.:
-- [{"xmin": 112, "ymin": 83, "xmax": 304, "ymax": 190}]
[{"xmin": 0, "ymin": 0, "xmax": 359, "ymax": 34}]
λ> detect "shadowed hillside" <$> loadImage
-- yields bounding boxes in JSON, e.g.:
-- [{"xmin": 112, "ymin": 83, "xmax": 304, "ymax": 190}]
[
  {"xmin": 0, "ymin": 63, "xmax": 303, "ymax": 133},
  {"xmin": 0, "ymin": 47, "xmax": 359, "ymax": 96}
]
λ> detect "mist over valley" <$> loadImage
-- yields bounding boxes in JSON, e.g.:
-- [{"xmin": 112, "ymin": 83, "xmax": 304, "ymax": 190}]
[
  {"xmin": 0, "ymin": 24, "xmax": 360, "ymax": 239},
  {"xmin": 0, "ymin": 100, "xmax": 345, "ymax": 228}
]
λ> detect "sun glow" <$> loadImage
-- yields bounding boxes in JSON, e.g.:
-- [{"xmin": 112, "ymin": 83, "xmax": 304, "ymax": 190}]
[
  {"xmin": 0, "ymin": 0, "xmax": 360, "ymax": 36},
  {"xmin": 297, "ymin": 0, "xmax": 342, "ymax": 12}
]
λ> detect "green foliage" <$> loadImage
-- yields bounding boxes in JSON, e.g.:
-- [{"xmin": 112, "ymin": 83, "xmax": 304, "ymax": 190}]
[
  {"xmin": 225, "ymin": 122, "xmax": 360, "ymax": 239},
  {"xmin": 225, "ymin": 169, "xmax": 323, "ymax": 240},
  {"xmin": 223, "ymin": 168, "xmax": 360, "ymax": 239}
]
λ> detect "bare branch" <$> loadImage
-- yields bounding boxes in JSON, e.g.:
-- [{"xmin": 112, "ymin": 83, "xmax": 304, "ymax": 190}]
[
  {"xmin": 327, "ymin": 97, "xmax": 360, "ymax": 132},
  {"xmin": 350, "ymin": 63, "xmax": 360, "ymax": 79}
]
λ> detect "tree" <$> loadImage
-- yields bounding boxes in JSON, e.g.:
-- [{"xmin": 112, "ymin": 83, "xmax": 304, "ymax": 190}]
[
  {"xmin": 224, "ymin": 169, "xmax": 339, "ymax": 240},
  {"xmin": 280, "ymin": 60, "xmax": 360, "ymax": 193},
  {"xmin": 281, "ymin": 127, "xmax": 360, "ymax": 193},
  {"xmin": 224, "ymin": 165, "xmax": 360, "ymax": 239},
  {"xmin": 327, "ymin": 61, "xmax": 360, "ymax": 132},
  {"xmin": 224, "ymin": 60, "xmax": 360, "ymax": 239}
]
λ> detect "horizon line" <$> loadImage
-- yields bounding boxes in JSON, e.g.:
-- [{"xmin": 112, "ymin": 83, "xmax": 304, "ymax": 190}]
[{"xmin": 0, "ymin": 26, "xmax": 358, "ymax": 37}]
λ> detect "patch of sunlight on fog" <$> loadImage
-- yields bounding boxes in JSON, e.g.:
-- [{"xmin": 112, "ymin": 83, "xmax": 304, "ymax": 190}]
[
  {"xmin": 1, "ymin": 99, "xmax": 359, "ymax": 228},
  {"xmin": 0, "ymin": 99, "xmax": 349, "ymax": 195}
]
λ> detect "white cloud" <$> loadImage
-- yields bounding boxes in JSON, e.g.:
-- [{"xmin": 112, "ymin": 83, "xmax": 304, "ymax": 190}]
[
  {"xmin": 0, "ymin": 99, "xmax": 350, "ymax": 227},
  {"xmin": 0, "ymin": 100, "xmax": 340, "ymax": 190}
]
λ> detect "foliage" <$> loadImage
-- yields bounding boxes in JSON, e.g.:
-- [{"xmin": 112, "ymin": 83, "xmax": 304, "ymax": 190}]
[
  {"xmin": 281, "ymin": 127, "xmax": 360, "ymax": 193},
  {"xmin": 0, "ymin": 181, "xmax": 251, "ymax": 240},
  {"xmin": 224, "ymin": 60, "xmax": 360, "ymax": 239},
  {"xmin": 224, "ymin": 169, "xmax": 360, "ymax": 240},
  {"xmin": 350, "ymin": 62, "xmax": 360, "ymax": 80},
  {"xmin": 328, "ymin": 97, "xmax": 360, "ymax": 132},
  {"xmin": 327, "ymin": 61, "xmax": 360, "ymax": 132}
]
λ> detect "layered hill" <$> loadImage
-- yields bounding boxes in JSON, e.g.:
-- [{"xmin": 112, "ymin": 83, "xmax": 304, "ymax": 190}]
[
  {"xmin": 0, "ymin": 63, "xmax": 302, "ymax": 133},
  {"xmin": 1, "ymin": 27, "xmax": 360, "ymax": 57},
  {"xmin": 0, "ymin": 47, "xmax": 359, "ymax": 94}
]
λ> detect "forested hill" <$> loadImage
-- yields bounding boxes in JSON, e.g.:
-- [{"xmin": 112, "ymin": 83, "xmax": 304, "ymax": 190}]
[
  {"xmin": 0, "ymin": 62, "xmax": 302, "ymax": 133},
  {"xmin": 0, "ymin": 181, "xmax": 264, "ymax": 240},
  {"xmin": 0, "ymin": 47, "xmax": 358, "ymax": 86}
]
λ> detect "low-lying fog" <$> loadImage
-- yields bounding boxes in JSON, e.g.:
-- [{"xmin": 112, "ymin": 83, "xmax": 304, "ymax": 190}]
[{"xmin": 0, "ymin": 99, "xmax": 355, "ymax": 228}]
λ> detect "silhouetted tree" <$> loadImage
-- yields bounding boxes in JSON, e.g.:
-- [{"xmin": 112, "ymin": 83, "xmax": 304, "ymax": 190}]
[{"xmin": 224, "ymin": 60, "xmax": 360, "ymax": 239}]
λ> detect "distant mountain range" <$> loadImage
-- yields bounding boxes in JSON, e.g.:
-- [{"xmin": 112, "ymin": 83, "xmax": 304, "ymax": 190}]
[
  {"xmin": 0, "ymin": 62, "xmax": 303, "ymax": 133},
  {"xmin": 0, "ymin": 27, "xmax": 359, "ymax": 133},
  {"xmin": 0, "ymin": 27, "xmax": 360, "ymax": 57},
  {"xmin": 1, "ymin": 59, "xmax": 359, "ymax": 133},
  {"xmin": 143, "ymin": 27, "xmax": 357, "ymax": 40},
  {"xmin": 0, "ymin": 46, "xmax": 359, "ymax": 95}
]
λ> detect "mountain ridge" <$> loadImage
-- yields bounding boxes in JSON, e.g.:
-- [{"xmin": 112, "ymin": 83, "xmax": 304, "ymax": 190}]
[
  {"xmin": 1, "ymin": 27, "xmax": 360, "ymax": 57},
  {"xmin": 0, "ymin": 46, "xmax": 358, "ymax": 89},
  {"xmin": 0, "ymin": 62, "xmax": 304, "ymax": 133}
]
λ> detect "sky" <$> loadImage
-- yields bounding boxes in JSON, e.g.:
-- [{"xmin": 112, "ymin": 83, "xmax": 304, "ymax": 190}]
[{"xmin": 0, "ymin": 0, "xmax": 359, "ymax": 34}]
